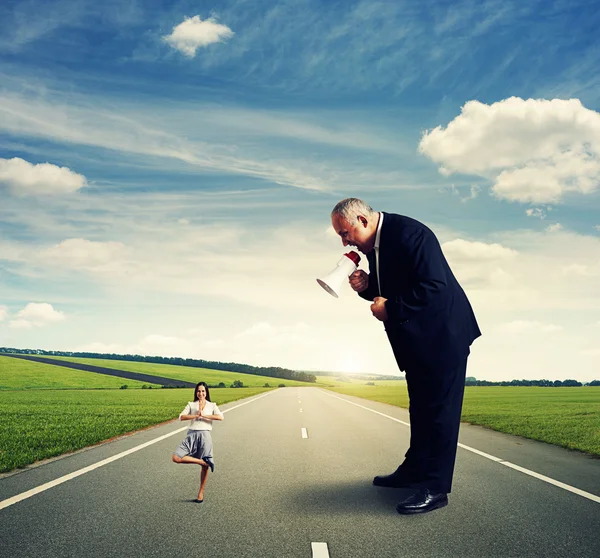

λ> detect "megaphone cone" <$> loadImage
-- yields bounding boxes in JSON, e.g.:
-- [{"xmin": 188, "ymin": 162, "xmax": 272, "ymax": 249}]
[{"xmin": 316, "ymin": 251, "xmax": 361, "ymax": 298}]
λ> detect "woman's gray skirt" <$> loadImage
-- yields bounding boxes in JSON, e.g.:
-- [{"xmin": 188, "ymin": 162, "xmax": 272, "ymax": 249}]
[{"xmin": 175, "ymin": 429, "xmax": 215, "ymax": 471}]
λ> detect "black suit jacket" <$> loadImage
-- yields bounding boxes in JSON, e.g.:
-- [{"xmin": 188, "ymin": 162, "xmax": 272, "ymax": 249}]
[{"xmin": 358, "ymin": 212, "xmax": 481, "ymax": 371}]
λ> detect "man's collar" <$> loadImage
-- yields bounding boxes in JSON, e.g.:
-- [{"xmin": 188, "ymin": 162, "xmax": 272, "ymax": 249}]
[{"xmin": 374, "ymin": 212, "xmax": 383, "ymax": 249}]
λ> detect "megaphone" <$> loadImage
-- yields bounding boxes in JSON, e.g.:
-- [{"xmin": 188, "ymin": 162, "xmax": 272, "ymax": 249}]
[{"xmin": 316, "ymin": 251, "xmax": 361, "ymax": 298}]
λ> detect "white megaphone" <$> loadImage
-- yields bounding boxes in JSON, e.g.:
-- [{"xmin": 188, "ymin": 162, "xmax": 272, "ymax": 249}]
[{"xmin": 317, "ymin": 251, "xmax": 361, "ymax": 298}]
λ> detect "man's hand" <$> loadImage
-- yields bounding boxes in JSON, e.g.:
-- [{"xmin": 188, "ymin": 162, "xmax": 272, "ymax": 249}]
[
  {"xmin": 370, "ymin": 296, "xmax": 388, "ymax": 321},
  {"xmin": 349, "ymin": 270, "xmax": 369, "ymax": 292}
]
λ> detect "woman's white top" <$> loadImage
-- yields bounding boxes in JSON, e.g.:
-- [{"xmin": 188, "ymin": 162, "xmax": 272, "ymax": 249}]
[{"xmin": 179, "ymin": 400, "xmax": 223, "ymax": 431}]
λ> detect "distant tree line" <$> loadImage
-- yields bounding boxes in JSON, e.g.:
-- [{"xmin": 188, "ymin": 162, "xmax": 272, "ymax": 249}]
[
  {"xmin": 0, "ymin": 347, "xmax": 317, "ymax": 383},
  {"xmin": 465, "ymin": 376, "xmax": 599, "ymax": 387}
]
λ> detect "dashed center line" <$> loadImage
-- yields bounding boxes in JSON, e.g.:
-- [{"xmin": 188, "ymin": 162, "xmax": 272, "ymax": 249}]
[
  {"xmin": 301, "ymin": 427, "xmax": 308, "ymax": 439},
  {"xmin": 311, "ymin": 542, "xmax": 330, "ymax": 557}
]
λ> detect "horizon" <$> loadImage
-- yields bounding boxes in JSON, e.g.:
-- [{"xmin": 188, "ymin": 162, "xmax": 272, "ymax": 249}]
[
  {"xmin": 2, "ymin": 347, "xmax": 597, "ymax": 384},
  {"xmin": 1, "ymin": 0, "xmax": 599, "ymax": 383}
]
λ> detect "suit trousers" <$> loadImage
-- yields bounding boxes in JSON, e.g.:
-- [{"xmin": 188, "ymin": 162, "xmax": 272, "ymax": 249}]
[{"xmin": 399, "ymin": 355, "xmax": 468, "ymax": 494}]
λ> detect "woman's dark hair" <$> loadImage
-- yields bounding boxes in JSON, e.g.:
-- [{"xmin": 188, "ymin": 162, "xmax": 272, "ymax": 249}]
[{"xmin": 193, "ymin": 381, "xmax": 211, "ymax": 402}]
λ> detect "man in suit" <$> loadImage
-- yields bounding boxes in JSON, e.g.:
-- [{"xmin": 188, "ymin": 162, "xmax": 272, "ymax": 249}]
[{"xmin": 330, "ymin": 198, "xmax": 481, "ymax": 514}]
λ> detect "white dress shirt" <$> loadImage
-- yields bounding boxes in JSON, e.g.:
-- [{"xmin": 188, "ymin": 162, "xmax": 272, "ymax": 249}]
[
  {"xmin": 374, "ymin": 212, "xmax": 383, "ymax": 295},
  {"xmin": 179, "ymin": 400, "xmax": 223, "ymax": 431}
]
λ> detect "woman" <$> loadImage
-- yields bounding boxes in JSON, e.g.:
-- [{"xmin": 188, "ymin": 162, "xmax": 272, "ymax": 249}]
[{"xmin": 172, "ymin": 381, "xmax": 224, "ymax": 503}]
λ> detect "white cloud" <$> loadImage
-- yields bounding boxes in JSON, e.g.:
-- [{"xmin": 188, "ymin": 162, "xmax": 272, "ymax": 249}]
[
  {"xmin": 595, "ymin": 225, "xmax": 600, "ymax": 232},
  {"xmin": 440, "ymin": 228, "xmax": 600, "ymax": 319},
  {"xmin": 493, "ymin": 149, "xmax": 600, "ymax": 203},
  {"xmin": 445, "ymin": 184, "xmax": 481, "ymax": 202},
  {"xmin": 546, "ymin": 223, "xmax": 563, "ymax": 232},
  {"xmin": 0, "ymin": 157, "xmax": 87, "ymax": 196},
  {"xmin": 163, "ymin": 16, "xmax": 234, "ymax": 57},
  {"xmin": 442, "ymin": 239, "xmax": 517, "ymax": 261},
  {"xmin": 10, "ymin": 303, "xmax": 66, "ymax": 329},
  {"xmin": 0, "ymin": 305, "xmax": 7, "ymax": 322},
  {"xmin": 464, "ymin": 185, "xmax": 481, "ymax": 202},
  {"xmin": 526, "ymin": 207, "xmax": 548, "ymax": 219},
  {"xmin": 41, "ymin": 239, "xmax": 129, "ymax": 271},
  {"xmin": 562, "ymin": 263, "xmax": 597, "ymax": 277},
  {"xmin": 419, "ymin": 97, "xmax": 600, "ymax": 203}
]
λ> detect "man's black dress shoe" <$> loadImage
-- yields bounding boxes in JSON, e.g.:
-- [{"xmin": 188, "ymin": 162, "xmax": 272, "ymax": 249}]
[
  {"xmin": 396, "ymin": 489, "xmax": 448, "ymax": 514},
  {"xmin": 373, "ymin": 470, "xmax": 411, "ymax": 488}
]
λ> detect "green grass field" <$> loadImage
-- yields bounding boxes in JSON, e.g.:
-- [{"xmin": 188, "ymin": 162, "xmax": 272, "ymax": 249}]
[
  {"xmin": 36, "ymin": 355, "xmax": 325, "ymax": 388},
  {"xmin": 0, "ymin": 387, "xmax": 268, "ymax": 473},
  {"xmin": 315, "ymin": 375, "xmax": 406, "ymax": 388},
  {"xmin": 325, "ymin": 384, "xmax": 600, "ymax": 456},
  {"xmin": 0, "ymin": 356, "xmax": 150, "ymax": 390}
]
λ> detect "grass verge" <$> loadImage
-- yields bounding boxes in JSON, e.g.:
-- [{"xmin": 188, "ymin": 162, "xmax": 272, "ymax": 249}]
[
  {"xmin": 324, "ymin": 384, "xmax": 600, "ymax": 456},
  {"xmin": 0, "ymin": 387, "xmax": 269, "ymax": 473}
]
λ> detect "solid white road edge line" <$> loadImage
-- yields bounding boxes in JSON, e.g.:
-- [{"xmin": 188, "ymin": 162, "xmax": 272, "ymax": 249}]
[
  {"xmin": 311, "ymin": 542, "xmax": 330, "ymax": 557},
  {"xmin": 321, "ymin": 390, "xmax": 600, "ymax": 505},
  {"xmin": 323, "ymin": 391, "xmax": 410, "ymax": 427},
  {"xmin": 301, "ymin": 427, "xmax": 308, "ymax": 439},
  {"xmin": 0, "ymin": 390, "xmax": 276, "ymax": 511}
]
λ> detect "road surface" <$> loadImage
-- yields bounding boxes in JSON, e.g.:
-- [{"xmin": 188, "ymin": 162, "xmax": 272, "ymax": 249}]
[{"xmin": 1, "ymin": 387, "xmax": 599, "ymax": 557}]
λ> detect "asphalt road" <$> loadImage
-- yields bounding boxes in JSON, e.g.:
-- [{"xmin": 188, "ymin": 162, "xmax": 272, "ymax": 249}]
[{"xmin": 1, "ymin": 387, "xmax": 599, "ymax": 558}]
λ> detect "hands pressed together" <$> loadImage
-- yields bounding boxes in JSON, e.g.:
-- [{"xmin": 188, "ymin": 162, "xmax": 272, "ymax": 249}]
[
  {"xmin": 195, "ymin": 404, "xmax": 207, "ymax": 420},
  {"xmin": 349, "ymin": 271, "xmax": 388, "ymax": 322}
]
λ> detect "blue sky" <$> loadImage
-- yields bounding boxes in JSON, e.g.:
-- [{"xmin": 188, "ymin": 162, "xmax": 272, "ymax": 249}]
[{"xmin": 1, "ymin": 0, "xmax": 599, "ymax": 381}]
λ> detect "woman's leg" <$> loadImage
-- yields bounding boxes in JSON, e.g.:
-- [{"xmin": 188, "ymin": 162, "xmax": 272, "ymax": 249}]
[
  {"xmin": 198, "ymin": 465, "xmax": 209, "ymax": 500},
  {"xmin": 172, "ymin": 454, "xmax": 209, "ymax": 467}
]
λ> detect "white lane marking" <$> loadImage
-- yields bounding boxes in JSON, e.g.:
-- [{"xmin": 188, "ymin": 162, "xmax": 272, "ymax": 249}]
[
  {"xmin": 323, "ymin": 391, "xmax": 410, "ymax": 426},
  {"xmin": 501, "ymin": 461, "xmax": 600, "ymax": 503},
  {"xmin": 311, "ymin": 542, "xmax": 330, "ymax": 557},
  {"xmin": 300, "ymin": 409, "xmax": 303, "ymax": 413},
  {"xmin": 301, "ymin": 428, "xmax": 308, "ymax": 439},
  {"xmin": 321, "ymin": 390, "xmax": 600, "ymax": 505},
  {"xmin": 457, "ymin": 444, "xmax": 503, "ymax": 463},
  {"xmin": 0, "ymin": 390, "xmax": 276, "ymax": 511}
]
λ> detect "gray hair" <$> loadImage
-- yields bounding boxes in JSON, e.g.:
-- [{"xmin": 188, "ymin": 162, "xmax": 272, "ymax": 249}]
[{"xmin": 331, "ymin": 198, "xmax": 375, "ymax": 223}]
